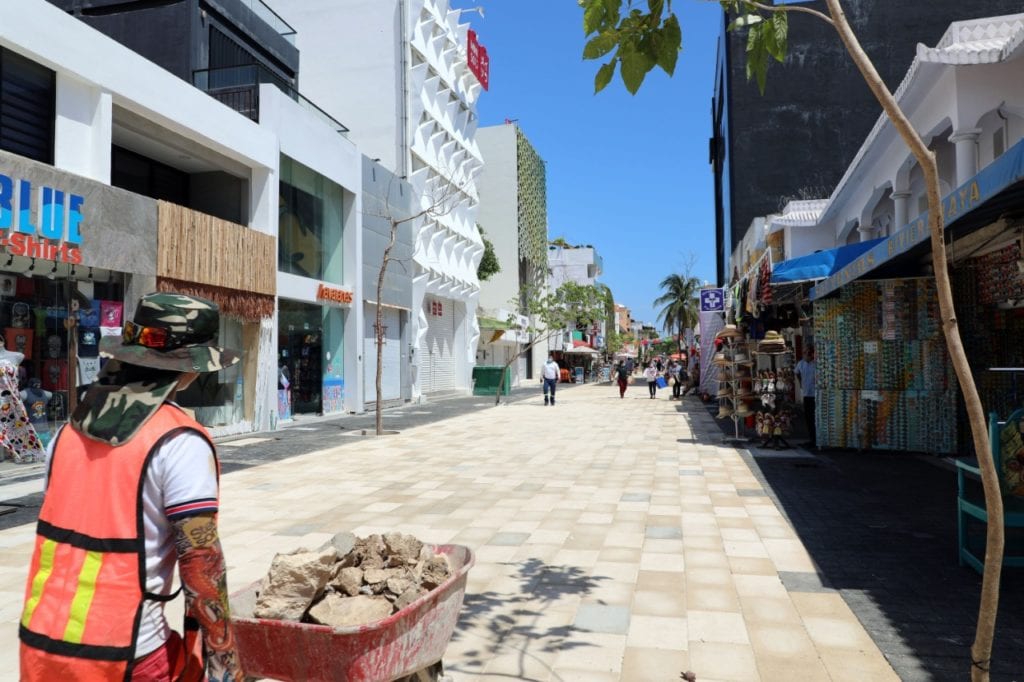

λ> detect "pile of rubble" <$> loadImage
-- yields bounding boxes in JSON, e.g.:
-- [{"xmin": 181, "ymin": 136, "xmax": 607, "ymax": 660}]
[{"xmin": 251, "ymin": 532, "xmax": 452, "ymax": 628}]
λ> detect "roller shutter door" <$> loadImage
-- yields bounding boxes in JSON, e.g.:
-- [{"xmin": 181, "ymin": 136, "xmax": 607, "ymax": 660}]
[
  {"xmin": 421, "ymin": 297, "xmax": 455, "ymax": 393},
  {"xmin": 364, "ymin": 306, "xmax": 402, "ymax": 403}
]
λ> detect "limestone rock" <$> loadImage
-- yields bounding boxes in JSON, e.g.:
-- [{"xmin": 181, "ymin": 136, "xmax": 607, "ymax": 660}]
[
  {"xmin": 393, "ymin": 585, "xmax": 428, "ymax": 612},
  {"xmin": 308, "ymin": 593, "xmax": 393, "ymax": 628},
  {"xmin": 254, "ymin": 547, "xmax": 337, "ymax": 621},
  {"xmin": 420, "ymin": 555, "xmax": 451, "ymax": 590},
  {"xmin": 332, "ymin": 566, "xmax": 364, "ymax": 597},
  {"xmin": 320, "ymin": 531, "xmax": 357, "ymax": 558},
  {"xmin": 383, "ymin": 532, "xmax": 424, "ymax": 566}
]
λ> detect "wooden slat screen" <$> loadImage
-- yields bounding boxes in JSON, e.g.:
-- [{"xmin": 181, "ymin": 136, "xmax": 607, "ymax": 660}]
[{"xmin": 158, "ymin": 201, "xmax": 275, "ymax": 296}]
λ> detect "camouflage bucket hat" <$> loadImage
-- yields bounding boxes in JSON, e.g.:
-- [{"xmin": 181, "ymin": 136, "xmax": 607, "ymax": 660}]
[
  {"xmin": 98, "ymin": 293, "xmax": 240, "ymax": 372},
  {"xmin": 73, "ymin": 293, "xmax": 240, "ymax": 445}
]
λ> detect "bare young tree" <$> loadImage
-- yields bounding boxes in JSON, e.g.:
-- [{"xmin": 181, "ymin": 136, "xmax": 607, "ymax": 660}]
[
  {"xmin": 581, "ymin": 1, "xmax": 1002, "ymax": 677},
  {"xmin": 363, "ymin": 165, "xmax": 476, "ymax": 435}
]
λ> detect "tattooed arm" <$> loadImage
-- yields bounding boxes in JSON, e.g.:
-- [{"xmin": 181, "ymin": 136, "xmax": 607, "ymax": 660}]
[{"xmin": 172, "ymin": 513, "xmax": 245, "ymax": 682}]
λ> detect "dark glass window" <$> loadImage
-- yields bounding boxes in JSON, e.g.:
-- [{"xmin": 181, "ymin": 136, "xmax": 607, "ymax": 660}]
[
  {"xmin": 111, "ymin": 146, "xmax": 188, "ymax": 205},
  {"xmin": 0, "ymin": 48, "xmax": 55, "ymax": 164}
]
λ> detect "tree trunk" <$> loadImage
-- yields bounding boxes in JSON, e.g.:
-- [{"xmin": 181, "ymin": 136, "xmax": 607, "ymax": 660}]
[
  {"xmin": 375, "ymin": 222, "xmax": 399, "ymax": 435},
  {"xmin": 824, "ymin": 3, "xmax": 1002, "ymax": 678}
]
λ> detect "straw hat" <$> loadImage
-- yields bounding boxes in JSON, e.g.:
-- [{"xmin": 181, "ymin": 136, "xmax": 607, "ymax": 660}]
[
  {"xmin": 716, "ymin": 324, "xmax": 743, "ymax": 339},
  {"xmin": 763, "ymin": 330, "xmax": 784, "ymax": 343},
  {"xmin": 717, "ymin": 386, "xmax": 732, "ymax": 398},
  {"xmin": 716, "ymin": 404, "xmax": 734, "ymax": 419},
  {"xmin": 712, "ymin": 352, "xmax": 730, "ymax": 367},
  {"xmin": 735, "ymin": 403, "xmax": 752, "ymax": 417}
]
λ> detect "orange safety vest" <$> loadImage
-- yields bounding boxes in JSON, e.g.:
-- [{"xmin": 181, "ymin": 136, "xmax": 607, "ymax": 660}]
[{"xmin": 19, "ymin": 403, "xmax": 218, "ymax": 682}]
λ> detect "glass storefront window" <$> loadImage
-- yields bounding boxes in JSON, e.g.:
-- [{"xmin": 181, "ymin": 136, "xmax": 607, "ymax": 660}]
[
  {"xmin": 176, "ymin": 315, "xmax": 245, "ymax": 429},
  {"xmin": 0, "ymin": 265, "xmax": 125, "ymax": 455},
  {"xmin": 277, "ymin": 300, "xmax": 345, "ymax": 417},
  {"xmin": 278, "ymin": 156, "xmax": 344, "ymax": 283}
]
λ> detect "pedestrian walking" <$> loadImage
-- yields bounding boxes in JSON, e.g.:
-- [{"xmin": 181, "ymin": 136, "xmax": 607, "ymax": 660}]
[
  {"xmin": 670, "ymin": 361, "xmax": 683, "ymax": 400},
  {"xmin": 19, "ymin": 293, "xmax": 247, "ymax": 682},
  {"xmin": 796, "ymin": 346, "xmax": 817, "ymax": 449},
  {"xmin": 644, "ymin": 362, "xmax": 658, "ymax": 399},
  {"xmin": 542, "ymin": 353, "xmax": 560, "ymax": 406},
  {"xmin": 615, "ymin": 362, "xmax": 630, "ymax": 398}
]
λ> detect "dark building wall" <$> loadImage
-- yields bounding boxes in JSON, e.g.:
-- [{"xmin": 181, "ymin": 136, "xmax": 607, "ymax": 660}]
[
  {"xmin": 713, "ymin": 0, "xmax": 1024, "ymax": 283},
  {"xmin": 45, "ymin": 0, "xmax": 194, "ymax": 80},
  {"xmin": 46, "ymin": 0, "xmax": 299, "ymax": 83}
]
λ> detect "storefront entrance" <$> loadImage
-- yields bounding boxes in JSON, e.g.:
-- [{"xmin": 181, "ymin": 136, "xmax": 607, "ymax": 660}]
[{"xmin": 279, "ymin": 300, "xmax": 323, "ymax": 415}]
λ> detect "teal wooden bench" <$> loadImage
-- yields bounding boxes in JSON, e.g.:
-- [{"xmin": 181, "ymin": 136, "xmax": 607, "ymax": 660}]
[{"xmin": 957, "ymin": 408, "xmax": 1024, "ymax": 573}]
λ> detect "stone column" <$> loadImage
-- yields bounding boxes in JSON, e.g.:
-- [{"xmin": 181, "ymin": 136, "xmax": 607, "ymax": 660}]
[
  {"xmin": 892, "ymin": 191, "xmax": 911, "ymax": 228},
  {"xmin": 857, "ymin": 225, "xmax": 877, "ymax": 242},
  {"xmin": 949, "ymin": 128, "xmax": 982, "ymax": 186}
]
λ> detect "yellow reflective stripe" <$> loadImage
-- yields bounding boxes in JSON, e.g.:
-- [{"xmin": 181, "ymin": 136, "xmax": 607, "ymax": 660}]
[
  {"xmin": 21, "ymin": 539, "xmax": 57, "ymax": 628},
  {"xmin": 63, "ymin": 550, "xmax": 104, "ymax": 644}
]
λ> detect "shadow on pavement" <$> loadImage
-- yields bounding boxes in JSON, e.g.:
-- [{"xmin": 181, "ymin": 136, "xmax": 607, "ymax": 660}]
[
  {"xmin": 449, "ymin": 559, "xmax": 607, "ymax": 681},
  {"xmin": 680, "ymin": 397, "xmax": 1024, "ymax": 681}
]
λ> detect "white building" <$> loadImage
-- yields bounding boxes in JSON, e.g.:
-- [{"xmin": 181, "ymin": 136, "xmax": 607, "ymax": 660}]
[
  {"xmin": 767, "ymin": 13, "xmax": 1024, "ymax": 266},
  {"xmin": 475, "ymin": 122, "xmax": 550, "ymax": 382},
  {"xmin": 274, "ymin": 0, "xmax": 486, "ymax": 398},
  {"xmin": 548, "ymin": 244, "xmax": 605, "ymax": 350}
]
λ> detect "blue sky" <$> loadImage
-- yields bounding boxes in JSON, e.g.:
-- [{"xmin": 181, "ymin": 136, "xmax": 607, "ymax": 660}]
[{"xmin": 453, "ymin": 0, "xmax": 723, "ymax": 329}]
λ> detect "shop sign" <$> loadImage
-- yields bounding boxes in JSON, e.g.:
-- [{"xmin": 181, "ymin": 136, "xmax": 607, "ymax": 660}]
[
  {"xmin": 0, "ymin": 172, "xmax": 83, "ymax": 264},
  {"xmin": 316, "ymin": 284, "xmax": 353, "ymax": 305},
  {"xmin": 467, "ymin": 29, "xmax": 490, "ymax": 91}
]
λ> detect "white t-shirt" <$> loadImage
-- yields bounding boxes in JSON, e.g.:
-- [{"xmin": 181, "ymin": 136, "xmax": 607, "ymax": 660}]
[
  {"xmin": 542, "ymin": 360, "xmax": 559, "ymax": 380},
  {"xmin": 45, "ymin": 424, "xmax": 218, "ymax": 657}
]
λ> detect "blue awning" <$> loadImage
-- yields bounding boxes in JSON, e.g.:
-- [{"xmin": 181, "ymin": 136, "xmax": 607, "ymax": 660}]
[
  {"xmin": 811, "ymin": 136, "xmax": 1024, "ymax": 300},
  {"xmin": 771, "ymin": 238, "xmax": 886, "ymax": 284}
]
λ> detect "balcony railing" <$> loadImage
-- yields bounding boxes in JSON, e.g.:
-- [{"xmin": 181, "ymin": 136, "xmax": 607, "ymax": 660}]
[
  {"xmin": 237, "ymin": 0, "xmax": 297, "ymax": 44},
  {"xmin": 193, "ymin": 65, "xmax": 350, "ymax": 137}
]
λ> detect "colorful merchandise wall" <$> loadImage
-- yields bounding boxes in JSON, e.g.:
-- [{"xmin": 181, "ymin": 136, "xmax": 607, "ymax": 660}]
[
  {"xmin": 953, "ymin": 240, "xmax": 1024, "ymax": 452},
  {"xmin": 813, "ymin": 279, "xmax": 957, "ymax": 453}
]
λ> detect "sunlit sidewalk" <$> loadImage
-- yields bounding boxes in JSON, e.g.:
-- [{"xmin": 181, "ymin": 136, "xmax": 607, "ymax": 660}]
[{"xmin": 0, "ymin": 384, "xmax": 897, "ymax": 681}]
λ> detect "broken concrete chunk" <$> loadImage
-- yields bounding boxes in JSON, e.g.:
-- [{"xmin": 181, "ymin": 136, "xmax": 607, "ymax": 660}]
[
  {"xmin": 420, "ymin": 555, "xmax": 451, "ymax": 590},
  {"xmin": 383, "ymin": 532, "xmax": 424, "ymax": 566},
  {"xmin": 332, "ymin": 566, "xmax": 364, "ymax": 597},
  {"xmin": 254, "ymin": 547, "xmax": 338, "ymax": 621},
  {"xmin": 319, "ymin": 531, "xmax": 357, "ymax": 558},
  {"xmin": 393, "ymin": 585, "xmax": 429, "ymax": 612},
  {"xmin": 307, "ymin": 593, "xmax": 393, "ymax": 628},
  {"xmin": 386, "ymin": 575, "xmax": 415, "ymax": 596},
  {"xmin": 363, "ymin": 568, "xmax": 391, "ymax": 585}
]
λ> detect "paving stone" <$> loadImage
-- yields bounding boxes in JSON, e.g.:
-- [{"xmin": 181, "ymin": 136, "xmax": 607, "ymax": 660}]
[
  {"xmin": 573, "ymin": 603, "xmax": 631, "ymax": 635},
  {"xmin": 486, "ymin": 531, "xmax": 530, "ymax": 546},
  {"xmin": 644, "ymin": 526, "xmax": 683, "ymax": 540}
]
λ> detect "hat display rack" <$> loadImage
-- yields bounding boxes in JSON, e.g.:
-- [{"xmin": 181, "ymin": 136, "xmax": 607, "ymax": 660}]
[
  {"xmin": 714, "ymin": 324, "xmax": 754, "ymax": 444},
  {"xmin": 754, "ymin": 330, "xmax": 795, "ymax": 450}
]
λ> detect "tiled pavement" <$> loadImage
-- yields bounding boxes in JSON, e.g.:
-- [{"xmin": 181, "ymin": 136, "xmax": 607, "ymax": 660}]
[{"xmin": 0, "ymin": 383, "xmax": 952, "ymax": 681}]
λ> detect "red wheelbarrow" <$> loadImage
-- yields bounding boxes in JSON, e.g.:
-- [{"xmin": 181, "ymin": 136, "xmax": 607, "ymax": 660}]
[{"xmin": 230, "ymin": 544, "xmax": 473, "ymax": 681}]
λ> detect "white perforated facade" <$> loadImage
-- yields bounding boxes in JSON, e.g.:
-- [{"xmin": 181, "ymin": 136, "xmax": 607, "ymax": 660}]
[{"xmin": 273, "ymin": 0, "xmax": 485, "ymax": 398}]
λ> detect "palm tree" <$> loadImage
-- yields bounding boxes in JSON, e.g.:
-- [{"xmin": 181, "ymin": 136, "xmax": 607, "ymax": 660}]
[
  {"xmin": 595, "ymin": 283, "xmax": 616, "ymax": 346},
  {"xmin": 654, "ymin": 273, "xmax": 700, "ymax": 356}
]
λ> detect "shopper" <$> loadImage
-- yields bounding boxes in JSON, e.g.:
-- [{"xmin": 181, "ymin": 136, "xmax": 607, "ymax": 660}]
[
  {"xmin": 670, "ymin": 361, "xmax": 683, "ymax": 400},
  {"xmin": 643, "ymin": 362, "xmax": 658, "ymax": 399},
  {"xmin": 615, "ymin": 362, "xmax": 630, "ymax": 398},
  {"xmin": 19, "ymin": 293, "xmax": 247, "ymax": 682},
  {"xmin": 542, "ymin": 353, "xmax": 560, "ymax": 406},
  {"xmin": 796, "ymin": 346, "xmax": 817, "ymax": 449}
]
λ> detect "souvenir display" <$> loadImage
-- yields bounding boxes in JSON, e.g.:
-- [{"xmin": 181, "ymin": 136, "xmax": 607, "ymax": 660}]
[
  {"xmin": 754, "ymin": 332, "xmax": 795, "ymax": 449},
  {"xmin": 4, "ymin": 328, "xmax": 32, "ymax": 359},
  {"xmin": 814, "ymin": 279, "xmax": 956, "ymax": 453},
  {"xmin": 714, "ymin": 326, "xmax": 754, "ymax": 442},
  {"xmin": 99, "ymin": 300, "xmax": 123, "ymax": 327}
]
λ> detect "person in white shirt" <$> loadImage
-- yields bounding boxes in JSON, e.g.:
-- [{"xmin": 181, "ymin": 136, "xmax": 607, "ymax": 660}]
[
  {"xmin": 542, "ymin": 354, "xmax": 560, "ymax": 406},
  {"xmin": 643, "ymin": 362, "xmax": 659, "ymax": 399},
  {"xmin": 795, "ymin": 346, "xmax": 817, "ymax": 449}
]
